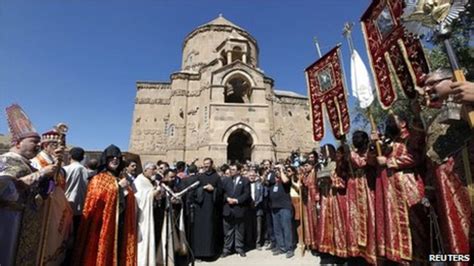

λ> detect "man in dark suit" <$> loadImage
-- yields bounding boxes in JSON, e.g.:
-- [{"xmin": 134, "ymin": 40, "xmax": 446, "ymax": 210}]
[
  {"xmin": 222, "ymin": 163, "xmax": 250, "ymax": 257},
  {"xmin": 248, "ymin": 169, "xmax": 265, "ymax": 249},
  {"xmin": 261, "ymin": 160, "xmax": 277, "ymax": 250}
]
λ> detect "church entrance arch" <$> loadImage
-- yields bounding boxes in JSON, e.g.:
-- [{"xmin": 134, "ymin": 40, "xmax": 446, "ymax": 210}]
[{"xmin": 227, "ymin": 129, "xmax": 253, "ymax": 164}]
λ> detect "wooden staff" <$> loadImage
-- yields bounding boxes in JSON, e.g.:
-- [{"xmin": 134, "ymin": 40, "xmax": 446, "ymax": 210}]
[
  {"xmin": 297, "ymin": 177, "xmax": 306, "ymax": 256},
  {"xmin": 367, "ymin": 106, "xmax": 383, "ymax": 157},
  {"xmin": 444, "ymin": 39, "xmax": 474, "ymax": 128}
]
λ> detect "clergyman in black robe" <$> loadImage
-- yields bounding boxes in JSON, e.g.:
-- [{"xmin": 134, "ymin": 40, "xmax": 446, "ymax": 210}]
[{"xmin": 187, "ymin": 158, "xmax": 223, "ymax": 260}]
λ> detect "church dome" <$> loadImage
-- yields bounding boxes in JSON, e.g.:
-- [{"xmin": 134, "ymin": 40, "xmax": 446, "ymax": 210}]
[
  {"xmin": 181, "ymin": 14, "xmax": 259, "ymax": 71},
  {"xmin": 201, "ymin": 15, "xmax": 244, "ymax": 31}
]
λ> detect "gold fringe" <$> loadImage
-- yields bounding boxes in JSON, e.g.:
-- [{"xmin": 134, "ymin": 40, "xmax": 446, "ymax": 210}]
[
  {"xmin": 305, "ymin": 70, "xmax": 321, "ymax": 142},
  {"xmin": 333, "ymin": 96, "xmax": 344, "ymax": 137},
  {"xmin": 397, "ymin": 39, "xmax": 419, "ymax": 93},
  {"xmin": 361, "ymin": 21, "xmax": 390, "ymax": 110},
  {"xmin": 114, "ymin": 179, "xmax": 120, "ymax": 266},
  {"xmin": 461, "ymin": 145, "xmax": 474, "ymax": 212},
  {"xmin": 384, "ymin": 51, "xmax": 402, "ymax": 101}
]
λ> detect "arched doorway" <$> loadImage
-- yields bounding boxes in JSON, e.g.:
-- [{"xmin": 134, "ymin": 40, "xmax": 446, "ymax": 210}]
[{"xmin": 227, "ymin": 129, "xmax": 253, "ymax": 164}]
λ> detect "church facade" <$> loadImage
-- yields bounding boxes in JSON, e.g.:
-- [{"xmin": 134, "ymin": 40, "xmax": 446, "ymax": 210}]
[{"xmin": 129, "ymin": 15, "xmax": 316, "ymax": 165}]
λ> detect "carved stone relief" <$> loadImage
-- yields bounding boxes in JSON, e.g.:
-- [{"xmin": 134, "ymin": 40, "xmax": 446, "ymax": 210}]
[
  {"xmin": 135, "ymin": 98, "xmax": 171, "ymax": 105},
  {"xmin": 137, "ymin": 83, "xmax": 171, "ymax": 90},
  {"xmin": 187, "ymin": 107, "xmax": 199, "ymax": 116},
  {"xmin": 173, "ymin": 90, "xmax": 187, "ymax": 97}
]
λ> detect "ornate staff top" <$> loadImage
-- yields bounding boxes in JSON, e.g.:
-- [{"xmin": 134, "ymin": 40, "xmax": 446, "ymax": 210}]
[{"xmin": 401, "ymin": 0, "xmax": 469, "ymax": 37}]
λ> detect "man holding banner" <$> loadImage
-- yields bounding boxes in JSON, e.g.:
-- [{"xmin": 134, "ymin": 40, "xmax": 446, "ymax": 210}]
[{"xmin": 420, "ymin": 68, "xmax": 473, "ymax": 258}]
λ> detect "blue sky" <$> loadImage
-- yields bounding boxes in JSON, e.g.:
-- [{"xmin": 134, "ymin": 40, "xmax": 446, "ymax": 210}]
[{"xmin": 0, "ymin": 0, "xmax": 373, "ymax": 151}]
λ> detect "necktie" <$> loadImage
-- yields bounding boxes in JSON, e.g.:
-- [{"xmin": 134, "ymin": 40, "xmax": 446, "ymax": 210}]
[{"xmin": 233, "ymin": 176, "xmax": 238, "ymax": 193}]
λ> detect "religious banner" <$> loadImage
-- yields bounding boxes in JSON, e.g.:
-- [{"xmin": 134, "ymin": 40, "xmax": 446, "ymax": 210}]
[
  {"xmin": 360, "ymin": 0, "xmax": 430, "ymax": 109},
  {"xmin": 305, "ymin": 45, "xmax": 350, "ymax": 141}
]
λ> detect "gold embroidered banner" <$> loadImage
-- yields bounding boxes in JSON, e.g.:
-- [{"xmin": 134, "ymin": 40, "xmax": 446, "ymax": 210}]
[
  {"xmin": 360, "ymin": 0, "xmax": 429, "ymax": 109},
  {"xmin": 305, "ymin": 45, "xmax": 350, "ymax": 141}
]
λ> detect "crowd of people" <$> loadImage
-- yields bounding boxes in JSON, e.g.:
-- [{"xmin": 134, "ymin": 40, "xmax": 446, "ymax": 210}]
[{"xmin": 0, "ymin": 68, "xmax": 473, "ymax": 265}]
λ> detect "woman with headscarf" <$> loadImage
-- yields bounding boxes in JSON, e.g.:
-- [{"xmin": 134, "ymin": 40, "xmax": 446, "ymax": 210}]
[{"xmin": 73, "ymin": 145, "xmax": 137, "ymax": 266}]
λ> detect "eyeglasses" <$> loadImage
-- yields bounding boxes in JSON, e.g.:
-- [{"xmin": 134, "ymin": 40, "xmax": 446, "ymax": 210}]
[{"xmin": 424, "ymin": 77, "xmax": 451, "ymax": 88}]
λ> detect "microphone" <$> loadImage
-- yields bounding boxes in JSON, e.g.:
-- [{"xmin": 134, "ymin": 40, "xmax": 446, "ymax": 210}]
[
  {"xmin": 175, "ymin": 181, "xmax": 200, "ymax": 198},
  {"xmin": 160, "ymin": 180, "xmax": 201, "ymax": 199},
  {"xmin": 160, "ymin": 183, "xmax": 177, "ymax": 198}
]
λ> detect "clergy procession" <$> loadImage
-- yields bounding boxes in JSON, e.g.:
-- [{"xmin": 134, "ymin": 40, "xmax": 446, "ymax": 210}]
[{"xmin": 1, "ymin": 0, "xmax": 474, "ymax": 265}]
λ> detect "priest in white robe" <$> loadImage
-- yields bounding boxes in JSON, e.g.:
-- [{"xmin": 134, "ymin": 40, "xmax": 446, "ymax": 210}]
[{"xmin": 133, "ymin": 162, "xmax": 162, "ymax": 266}]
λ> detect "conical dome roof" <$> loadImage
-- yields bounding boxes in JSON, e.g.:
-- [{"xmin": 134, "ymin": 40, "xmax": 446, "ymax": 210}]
[
  {"xmin": 182, "ymin": 15, "xmax": 259, "ymax": 71},
  {"xmin": 201, "ymin": 14, "xmax": 244, "ymax": 30}
]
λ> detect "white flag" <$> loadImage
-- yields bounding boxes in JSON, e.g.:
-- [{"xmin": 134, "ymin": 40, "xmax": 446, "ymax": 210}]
[{"xmin": 350, "ymin": 49, "xmax": 374, "ymax": 109}]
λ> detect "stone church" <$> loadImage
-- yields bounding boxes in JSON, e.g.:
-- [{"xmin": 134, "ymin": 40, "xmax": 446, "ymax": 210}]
[{"xmin": 129, "ymin": 15, "xmax": 316, "ymax": 165}]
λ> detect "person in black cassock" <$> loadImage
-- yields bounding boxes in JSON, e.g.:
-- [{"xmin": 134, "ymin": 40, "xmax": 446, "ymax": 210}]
[{"xmin": 186, "ymin": 157, "xmax": 223, "ymax": 260}]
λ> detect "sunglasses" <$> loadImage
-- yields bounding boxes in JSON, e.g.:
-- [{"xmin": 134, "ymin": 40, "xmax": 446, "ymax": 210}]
[{"xmin": 424, "ymin": 77, "xmax": 451, "ymax": 88}]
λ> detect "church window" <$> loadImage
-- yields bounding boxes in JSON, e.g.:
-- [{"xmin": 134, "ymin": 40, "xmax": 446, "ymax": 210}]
[
  {"xmin": 231, "ymin": 46, "xmax": 243, "ymax": 62},
  {"xmin": 220, "ymin": 50, "xmax": 228, "ymax": 66},
  {"xmin": 225, "ymin": 76, "xmax": 251, "ymax": 103}
]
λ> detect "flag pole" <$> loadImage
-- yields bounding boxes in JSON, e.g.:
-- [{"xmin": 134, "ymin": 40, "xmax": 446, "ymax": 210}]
[
  {"xmin": 343, "ymin": 22, "xmax": 382, "ymax": 156},
  {"xmin": 313, "ymin": 37, "xmax": 322, "ymax": 58}
]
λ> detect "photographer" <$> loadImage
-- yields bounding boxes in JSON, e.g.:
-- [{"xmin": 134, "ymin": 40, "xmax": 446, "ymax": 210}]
[{"xmin": 268, "ymin": 164, "xmax": 294, "ymax": 258}]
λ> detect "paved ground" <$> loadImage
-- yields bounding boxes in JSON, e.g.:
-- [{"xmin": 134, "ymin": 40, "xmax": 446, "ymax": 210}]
[{"xmin": 195, "ymin": 248, "xmax": 321, "ymax": 266}]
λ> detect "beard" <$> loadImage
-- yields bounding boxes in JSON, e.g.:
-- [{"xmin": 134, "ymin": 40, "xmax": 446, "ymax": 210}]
[
  {"xmin": 22, "ymin": 146, "xmax": 40, "ymax": 159},
  {"xmin": 25, "ymin": 150, "xmax": 38, "ymax": 159},
  {"xmin": 107, "ymin": 161, "xmax": 120, "ymax": 172}
]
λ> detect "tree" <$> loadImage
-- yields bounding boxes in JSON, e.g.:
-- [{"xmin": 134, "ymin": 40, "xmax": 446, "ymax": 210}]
[{"xmin": 427, "ymin": 4, "xmax": 474, "ymax": 79}]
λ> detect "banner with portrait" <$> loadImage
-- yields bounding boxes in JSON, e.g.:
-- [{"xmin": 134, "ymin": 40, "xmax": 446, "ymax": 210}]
[
  {"xmin": 305, "ymin": 45, "xmax": 350, "ymax": 141},
  {"xmin": 360, "ymin": 0, "xmax": 429, "ymax": 109}
]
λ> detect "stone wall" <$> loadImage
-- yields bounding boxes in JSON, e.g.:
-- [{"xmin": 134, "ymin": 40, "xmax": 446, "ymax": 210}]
[
  {"xmin": 271, "ymin": 95, "xmax": 318, "ymax": 157},
  {"xmin": 129, "ymin": 82, "xmax": 172, "ymax": 156}
]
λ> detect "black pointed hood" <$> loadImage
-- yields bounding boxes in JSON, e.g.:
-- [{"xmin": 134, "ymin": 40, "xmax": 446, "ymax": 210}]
[{"xmin": 98, "ymin": 144, "xmax": 124, "ymax": 176}]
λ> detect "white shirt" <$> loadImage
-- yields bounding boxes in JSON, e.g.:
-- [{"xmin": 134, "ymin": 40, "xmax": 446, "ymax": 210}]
[
  {"xmin": 250, "ymin": 182, "xmax": 256, "ymax": 202},
  {"xmin": 63, "ymin": 161, "xmax": 89, "ymax": 215}
]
